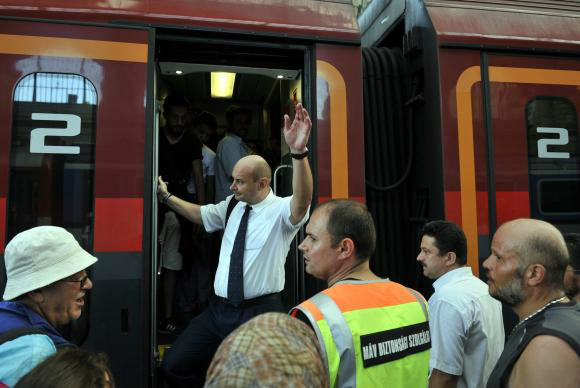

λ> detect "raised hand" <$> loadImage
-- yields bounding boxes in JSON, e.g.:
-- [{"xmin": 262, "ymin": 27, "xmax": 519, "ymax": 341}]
[{"xmin": 283, "ymin": 103, "xmax": 312, "ymax": 153}]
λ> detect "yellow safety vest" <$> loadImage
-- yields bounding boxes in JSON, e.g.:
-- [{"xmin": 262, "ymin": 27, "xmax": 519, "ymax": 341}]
[{"xmin": 291, "ymin": 279, "xmax": 430, "ymax": 388}]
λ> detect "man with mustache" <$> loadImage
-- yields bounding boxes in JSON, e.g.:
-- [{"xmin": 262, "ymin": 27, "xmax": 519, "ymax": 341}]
[
  {"xmin": 484, "ymin": 219, "xmax": 580, "ymax": 388},
  {"xmin": 0, "ymin": 226, "xmax": 97, "ymax": 387},
  {"xmin": 417, "ymin": 220, "xmax": 504, "ymax": 388}
]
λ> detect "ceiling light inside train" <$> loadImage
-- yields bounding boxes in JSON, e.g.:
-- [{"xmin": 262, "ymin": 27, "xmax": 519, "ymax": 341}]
[
  {"xmin": 175, "ymin": 70, "xmax": 183, "ymax": 75},
  {"xmin": 277, "ymin": 75, "xmax": 284, "ymax": 79},
  {"xmin": 211, "ymin": 72, "xmax": 236, "ymax": 98}
]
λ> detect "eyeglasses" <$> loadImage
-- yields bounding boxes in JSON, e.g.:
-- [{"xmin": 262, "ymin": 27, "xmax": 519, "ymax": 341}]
[{"xmin": 64, "ymin": 275, "xmax": 90, "ymax": 288}]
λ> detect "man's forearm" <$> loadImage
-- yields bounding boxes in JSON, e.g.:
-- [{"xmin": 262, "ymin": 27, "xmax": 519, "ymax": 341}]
[
  {"xmin": 163, "ymin": 194, "xmax": 203, "ymax": 225},
  {"xmin": 429, "ymin": 369, "xmax": 459, "ymax": 388},
  {"xmin": 290, "ymin": 155, "xmax": 313, "ymax": 224}
]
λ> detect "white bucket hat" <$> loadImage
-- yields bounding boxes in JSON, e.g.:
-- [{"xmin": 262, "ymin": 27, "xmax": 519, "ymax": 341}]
[{"xmin": 3, "ymin": 226, "xmax": 98, "ymax": 301}]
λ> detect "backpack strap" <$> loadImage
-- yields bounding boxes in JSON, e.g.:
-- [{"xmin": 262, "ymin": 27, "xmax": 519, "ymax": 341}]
[
  {"xmin": 225, "ymin": 197, "xmax": 239, "ymax": 227},
  {"xmin": 0, "ymin": 327, "xmax": 47, "ymax": 346}
]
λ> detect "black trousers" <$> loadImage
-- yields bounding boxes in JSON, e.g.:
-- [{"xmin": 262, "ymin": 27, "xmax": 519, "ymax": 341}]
[{"xmin": 162, "ymin": 293, "xmax": 285, "ymax": 388}]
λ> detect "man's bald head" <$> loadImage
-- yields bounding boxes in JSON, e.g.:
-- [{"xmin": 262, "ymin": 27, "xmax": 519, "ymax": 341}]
[
  {"xmin": 499, "ymin": 218, "xmax": 568, "ymax": 289},
  {"xmin": 236, "ymin": 155, "xmax": 272, "ymax": 182}
]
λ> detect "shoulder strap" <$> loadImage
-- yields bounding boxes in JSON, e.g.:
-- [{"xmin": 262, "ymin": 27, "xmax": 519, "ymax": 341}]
[
  {"xmin": 0, "ymin": 327, "xmax": 47, "ymax": 346},
  {"xmin": 225, "ymin": 197, "xmax": 239, "ymax": 227}
]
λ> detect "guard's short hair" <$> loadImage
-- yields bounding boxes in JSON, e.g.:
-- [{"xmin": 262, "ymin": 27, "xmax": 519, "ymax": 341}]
[
  {"xmin": 565, "ymin": 233, "xmax": 580, "ymax": 271},
  {"xmin": 420, "ymin": 220, "xmax": 468, "ymax": 265},
  {"xmin": 163, "ymin": 95, "xmax": 191, "ymax": 114},
  {"xmin": 193, "ymin": 111, "xmax": 218, "ymax": 130},
  {"xmin": 318, "ymin": 199, "xmax": 376, "ymax": 261}
]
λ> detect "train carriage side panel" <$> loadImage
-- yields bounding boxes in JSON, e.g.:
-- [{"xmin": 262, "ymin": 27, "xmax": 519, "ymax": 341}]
[{"xmin": 0, "ymin": 20, "xmax": 150, "ymax": 388}]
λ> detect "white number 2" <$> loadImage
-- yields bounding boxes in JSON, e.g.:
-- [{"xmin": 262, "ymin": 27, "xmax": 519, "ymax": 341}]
[
  {"xmin": 537, "ymin": 127, "xmax": 570, "ymax": 159},
  {"xmin": 30, "ymin": 113, "xmax": 81, "ymax": 155}
]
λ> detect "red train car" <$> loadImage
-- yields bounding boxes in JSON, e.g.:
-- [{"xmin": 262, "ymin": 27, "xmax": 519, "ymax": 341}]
[
  {"xmin": 359, "ymin": 0, "xmax": 580, "ymax": 295},
  {"xmin": 0, "ymin": 1, "xmax": 364, "ymax": 387}
]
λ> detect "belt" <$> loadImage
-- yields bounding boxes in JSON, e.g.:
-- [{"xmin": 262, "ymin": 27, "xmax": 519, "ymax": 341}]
[{"xmin": 215, "ymin": 292, "xmax": 281, "ymax": 307}]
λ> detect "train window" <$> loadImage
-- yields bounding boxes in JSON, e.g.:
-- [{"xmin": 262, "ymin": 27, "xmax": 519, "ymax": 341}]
[
  {"xmin": 7, "ymin": 72, "xmax": 97, "ymax": 248},
  {"xmin": 526, "ymin": 97, "xmax": 580, "ymax": 216}
]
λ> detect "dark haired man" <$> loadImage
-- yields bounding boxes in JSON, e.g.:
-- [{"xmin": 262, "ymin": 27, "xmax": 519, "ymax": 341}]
[
  {"xmin": 485, "ymin": 219, "xmax": 580, "ymax": 388},
  {"xmin": 158, "ymin": 95, "xmax": 205, "ymax": 334},
  {"xmin": 563, "ymin": 233, "xmax": 580, "ymax": 301},
  {"xmin": 418, "ymin": 220, "xmax": 503, "ymax": 388},
  {"xmin": 215, "ymin": 105, "xmax": 253, "ymax": 202},
  {"xmin": 292, "ymin": 199, "xmax": 430, "ymax": 388}
]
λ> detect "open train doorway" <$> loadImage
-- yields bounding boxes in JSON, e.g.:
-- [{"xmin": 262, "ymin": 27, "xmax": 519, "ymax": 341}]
[{"xmin": 151, "ymin": 33, "xmax": 307, "ymax": 373}]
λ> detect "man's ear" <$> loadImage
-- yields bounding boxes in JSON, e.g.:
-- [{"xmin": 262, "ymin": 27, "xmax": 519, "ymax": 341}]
[
  {"xmin": 258, "ymin": 177, "xmax": 269, "ymax": 190},
  {"xmin": 27, "ymin": 290, "xmax": 45, "ymax": 304},
  {"xmin": 526, "ymin": 264, "xmax": 546, "ymax": 287},
  {"xmin": 445, "ymin": 252, "xmax": 458, "ymax": 267},
  {"xmin": 337, "ymin": 238, "xmax": 355, "ymax": 261}
]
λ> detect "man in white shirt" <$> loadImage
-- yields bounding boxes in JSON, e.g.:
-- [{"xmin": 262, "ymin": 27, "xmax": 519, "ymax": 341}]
[
  {"xmin": 417, "ymin": 220, "xmax": 504, "ymax": 388},
  {"xmin": 158, "ymin": 103, "xmax": 313, "ymax": 388}
]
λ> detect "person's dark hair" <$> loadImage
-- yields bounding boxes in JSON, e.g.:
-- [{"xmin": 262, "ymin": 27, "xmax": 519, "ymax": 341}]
[
  {"xmin": 163, "ymin": 95, "xmax": 191, "ymax": 114},
  {"xmin": 564, "ymin": 233, "xmax": 580, "ymax": 271},
  {"xmin": 225, "ymin": 105, "xmax": 251, "ymax": 126},
  {"xmin": 318, "ymin": 199, "xmax": 376, "ymax": 261},
  {"xmin": 14, "ymin": 348, "xmax": 114, "ymax": 388},
  {"xmin": 193, "ymin": 111, "xmax": 218, "ymax": 130},
  {"xmin": 420, "ymin": 220, "xmax": 468, "ymax": 265}
]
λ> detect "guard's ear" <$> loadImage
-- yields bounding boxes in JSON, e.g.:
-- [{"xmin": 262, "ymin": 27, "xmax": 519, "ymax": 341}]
[
  {"xmin": 526, "ymin": 263, "xmax": 546, "ymax": 287},
  {"xmin": 258, "ymin": 177, "xmax": 269, "ymax": 190},
  {"xmin": 26, "ymin": 289, "xmax": 45, "ymax": 304},
  {"xmin": 337, "ymin": 238, "xmax": 355, "ymax": 261}
]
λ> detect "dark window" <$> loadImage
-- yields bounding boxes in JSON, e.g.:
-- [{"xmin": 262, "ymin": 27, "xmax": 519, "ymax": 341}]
[
  {"xmin": 8, "ymin": 73, "xmax": 97, "ymax": 248},
  {"xmin": 526, "ymin": 97, "xmax": 580, "ymax": 216}
]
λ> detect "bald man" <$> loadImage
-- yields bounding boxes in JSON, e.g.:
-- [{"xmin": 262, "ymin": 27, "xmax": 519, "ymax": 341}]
[
  {"xmin": 484, "ymin": 219, "xmax": 580, "ymax": 388},
  {"xmin": 157, "ymin": 103, "xmax": 313, "ymax": 388}
]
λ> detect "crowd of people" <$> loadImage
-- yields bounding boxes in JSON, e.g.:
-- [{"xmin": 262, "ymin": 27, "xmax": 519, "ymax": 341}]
[{"xmin": 1, "ymin": 96, "xmax": 580, "ymax": 388}]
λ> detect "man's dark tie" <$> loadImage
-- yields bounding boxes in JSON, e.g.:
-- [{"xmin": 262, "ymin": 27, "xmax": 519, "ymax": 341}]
[{"xmin": 227, "ymin": 205, "xmax": 251, "ymax": 306}]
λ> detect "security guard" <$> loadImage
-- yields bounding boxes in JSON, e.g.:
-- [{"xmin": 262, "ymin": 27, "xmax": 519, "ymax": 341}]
[{"xmin": 291, "ymin": 199, "xmax": 430, "ymax": 388}]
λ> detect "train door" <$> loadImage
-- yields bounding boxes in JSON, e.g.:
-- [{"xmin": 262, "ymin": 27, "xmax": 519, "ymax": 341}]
[
  {"xmin": 484, "ymin": 54, "xmax": 580, "ymax": 234},
  {"xmin": 0, "ymin": 20, "xmax": 152, "ymax": 388},
  {"xmin": 152, "ymin": 35, "xmax": 309, "ymax": 375}
]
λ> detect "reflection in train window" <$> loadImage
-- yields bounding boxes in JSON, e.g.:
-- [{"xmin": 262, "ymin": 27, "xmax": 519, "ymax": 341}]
[
  {"xmin": 8, "ymin": 72, "xmax": 97, "ymax": 249},
  {"xmin": 526, "ymin": 97, "xmax": 580, "ymax": 217}
]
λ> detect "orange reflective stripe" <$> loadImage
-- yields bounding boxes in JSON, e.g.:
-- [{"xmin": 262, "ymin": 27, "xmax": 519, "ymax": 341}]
[
  {"xmin": 300, "ymin": 299, "xmax": 325, "ymax": 321},
  {"xmin": 322, "ymin": 282, "xmax": 419, "ymax": 313}
]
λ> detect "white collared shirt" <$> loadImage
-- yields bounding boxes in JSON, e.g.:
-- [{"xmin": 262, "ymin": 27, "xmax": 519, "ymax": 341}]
[
  {"xmin": 428, "ymin": 267, "xmax": 505, "ymax": 388},
  {"xmin": 201, "ymin": 190, "xmax": 309, "ymax": 299}
]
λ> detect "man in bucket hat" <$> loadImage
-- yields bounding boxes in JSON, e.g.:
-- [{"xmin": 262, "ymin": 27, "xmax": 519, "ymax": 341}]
[{"xmin": 0, "ymin": 226, "xmax": 97, "ymax": 387}]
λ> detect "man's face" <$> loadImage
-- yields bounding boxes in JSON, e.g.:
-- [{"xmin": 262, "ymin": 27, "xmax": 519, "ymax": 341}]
[
  {"xmin": 166, "ymin": 106, "xmax": 189, "ymax": 136},
  {"xmin": 483, "ymin": 227, "xmax": 527, "ymax": 306},
  {"xmin": 230, "ymin": 113, "xmax": 250, "ymax": 137},
  {"xmin": 195, "ymin": 123, "xmax": 212, "ymax": 145},
  {"xmin": 299, "ymin": 208, "xmax": 339, "ymax": 281},
  {"xmin": 230, "ymin": 163, "xmax": 260, "ymax": 204},
  {"xmin": 416, "ymin": 235, "xmax": 449, "ymax": 280},
  {"xmin": 39, "ymin": 270, "xmax": 92, "ymax": 327},
  {"xmin": 563, "ymin": 265, "xmax": 580, "ymax": 299}
]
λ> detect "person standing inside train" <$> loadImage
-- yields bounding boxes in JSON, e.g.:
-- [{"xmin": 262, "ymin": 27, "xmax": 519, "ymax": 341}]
[
  {"xmin": 291, "ymin": 199, "xmax": 430, "ymax": 388},
  {"xmin": 157, "ymin": 102, "xmax": 313, "ymax": 388},
  {"xmin": 485, "ymin": 220, "xmax": 580, "ymax": 388},
  {"xmin": 158, "ymin": 95, "xmax": 205, "ymax": 334},
  {"xmin": 0, "ymin": 226, "xmax": 97, "ymax": 387},
  {"xmin": 417, "ymin": 221, "xmax": 504, "ymax": 388},
  {"xmin": 214, "ymin": 105, "xmax": 253, "ymax": 203}
]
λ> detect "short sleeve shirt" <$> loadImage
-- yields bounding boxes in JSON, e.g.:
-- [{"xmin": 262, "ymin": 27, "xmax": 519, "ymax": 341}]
[
  {"xmin": 428, "ymin": 267, "xmax": 505, "ymax": 388},
  {"xmin": 215, "ymin": 134, "xmax": 251, "ymax": 202},
  {"xmin": 201, "ymin": 190, "xmax": 309, "ymax": 298}
]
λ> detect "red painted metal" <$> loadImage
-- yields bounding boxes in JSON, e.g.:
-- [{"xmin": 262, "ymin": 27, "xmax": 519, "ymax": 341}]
[
  {"xmin": 0, "ymin": 0, "xmax": 359, "ymax": 42},
  {"xmin": 94, "ymin": 198, "xmax": 143, "ymax": 252},
  {"xmin": 0, "ymin": 198, "xmax": 5, "ymax": 253},
  {"xmin": 428, "ymin": 4, "xmax": 580, "ymax": 50}
]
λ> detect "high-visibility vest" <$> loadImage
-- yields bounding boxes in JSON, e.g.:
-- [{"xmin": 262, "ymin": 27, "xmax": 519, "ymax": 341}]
[{"xmin": 291, "ymin": 279, "xmax": 430, "ymax": 388}]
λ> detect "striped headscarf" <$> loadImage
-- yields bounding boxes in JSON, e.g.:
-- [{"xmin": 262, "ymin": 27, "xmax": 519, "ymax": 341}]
[{"xmin": 204, "ymin": 312, "xmax": 328, "ymax": 388}]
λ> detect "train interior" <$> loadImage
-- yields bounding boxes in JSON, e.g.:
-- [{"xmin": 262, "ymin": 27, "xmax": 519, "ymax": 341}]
[{"xmin": 152, "ymin": 35, "xmax": 306, "ymax": 361}]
